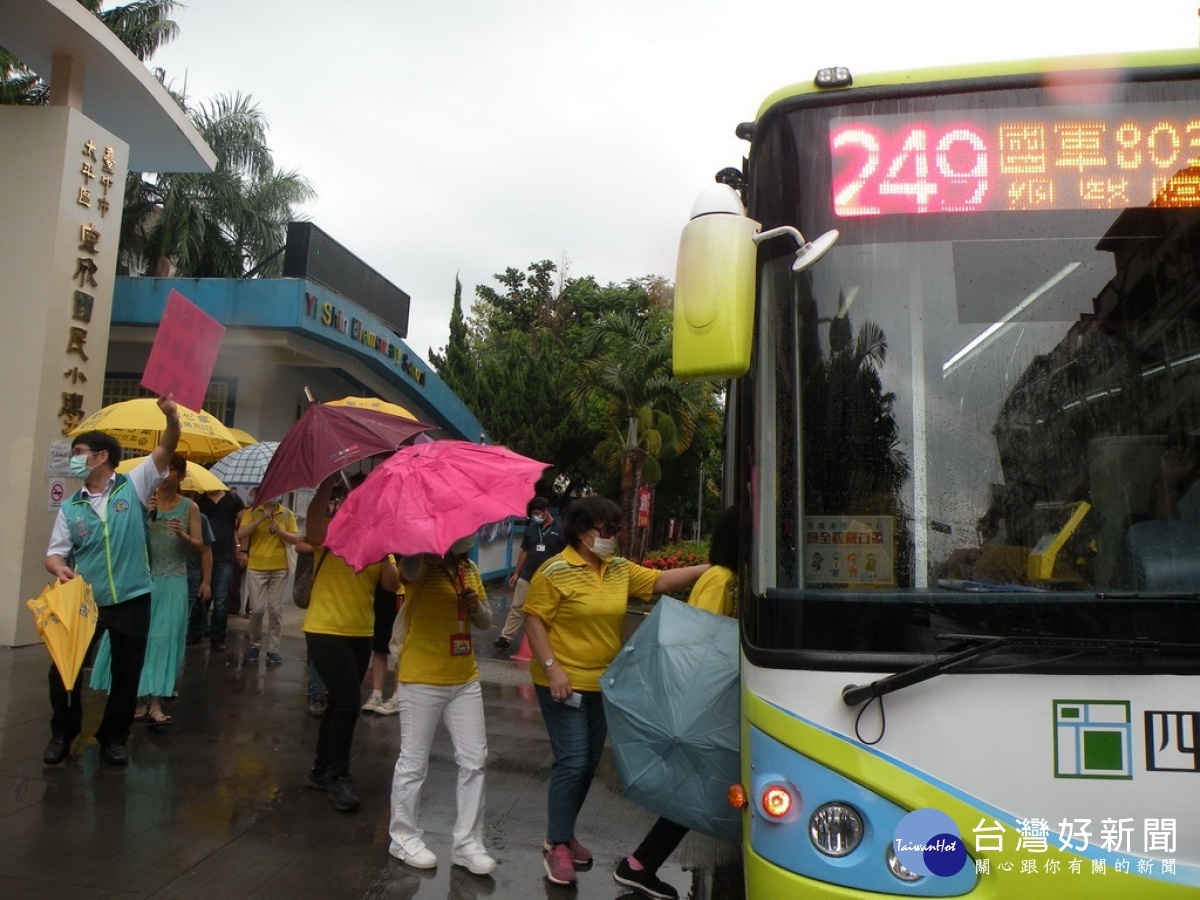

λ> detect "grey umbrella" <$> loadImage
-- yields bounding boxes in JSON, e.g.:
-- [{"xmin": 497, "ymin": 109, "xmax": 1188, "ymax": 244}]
[{"xmin": 601, "ymin": 596, "xmax": 741, "ymax": 844}]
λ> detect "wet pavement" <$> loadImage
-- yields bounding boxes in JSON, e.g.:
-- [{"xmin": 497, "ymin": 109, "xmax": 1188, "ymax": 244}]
[{"xmin": 0, "ymin": 588, "xmax": 744, "ymax": 899}]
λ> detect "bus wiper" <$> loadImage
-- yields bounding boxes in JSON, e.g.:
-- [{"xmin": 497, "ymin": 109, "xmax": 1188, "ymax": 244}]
[{"xmin": 840, "ymin": 634, "xmax": 1200, "ymax": 707}]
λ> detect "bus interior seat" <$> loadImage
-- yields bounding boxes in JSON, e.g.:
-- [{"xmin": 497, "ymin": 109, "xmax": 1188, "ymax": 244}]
[{"xmin": 1117, "ymin": 520, "xmax": 1200, "ymax": 592}]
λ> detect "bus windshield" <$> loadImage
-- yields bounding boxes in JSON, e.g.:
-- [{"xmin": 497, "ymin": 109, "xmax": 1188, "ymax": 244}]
[{"xmin": 744, "ymin": 72, "xmax": 1200, "ymax": 665}]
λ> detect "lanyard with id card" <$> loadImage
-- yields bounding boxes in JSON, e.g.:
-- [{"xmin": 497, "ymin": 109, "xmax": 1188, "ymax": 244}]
[{"xmin": 444, "ymin": 561, "xmax": 473, "ymax": 656}]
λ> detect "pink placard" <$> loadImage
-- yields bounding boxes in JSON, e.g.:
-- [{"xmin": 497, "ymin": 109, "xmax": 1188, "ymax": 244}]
[{"xmin": 141, "ymin": 290, "xmax": 225, "ymax": 412}]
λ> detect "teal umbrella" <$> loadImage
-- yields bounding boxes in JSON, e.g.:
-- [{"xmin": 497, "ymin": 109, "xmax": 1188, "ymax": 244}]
[{"xmin": 601, "ymin": 596, "xmax": 741, "ymax": 844}]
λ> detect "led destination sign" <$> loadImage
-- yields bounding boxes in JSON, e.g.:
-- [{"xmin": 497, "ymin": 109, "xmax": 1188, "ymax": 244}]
[{"xmin": 830, "ymin": 105, "xmax": 1200, "ymax": 217}]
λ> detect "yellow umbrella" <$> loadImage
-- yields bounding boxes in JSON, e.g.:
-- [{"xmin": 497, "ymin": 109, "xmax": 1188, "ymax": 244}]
[
  {"xmin": 325, "ymin": 396, "xmax": 418, "ymax": 421},
  {"xmin": 68, "ymin": 398, "xmax": 241, "ymax": 462},
  {"xmin": 26, "ymin": 577, "xmax": 98, "ymax": 691},
  {"xmin": 116, "ymin": 457, "xmax": 228, "ymax": 493},
  {"xmin": 227, "ymin": 427, "xmax": 258, "ymax": 447}
]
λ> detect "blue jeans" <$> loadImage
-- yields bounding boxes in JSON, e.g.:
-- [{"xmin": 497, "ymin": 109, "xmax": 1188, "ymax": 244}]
[
  {"xmin": 187, "ymin": 561, "xmax": 234, "ymax": 643},
  {"xmin": 535, "ymin": 684, "xmax": 606, "ymax": 843}
]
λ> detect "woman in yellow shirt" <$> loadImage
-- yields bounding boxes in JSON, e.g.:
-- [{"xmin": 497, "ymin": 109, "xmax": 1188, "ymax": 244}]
[
  {"xmin": 615, "ymin": 505, "xmax": 741, "ymax": 900},
  {"xmin": 237, "ymin": 496, "xmax": 300, "ymax": 664},
  {"xmin": 387, "ymin": 536, "xmax": 496, "ymax": 876},
  {"xmin": 523, "ymin": 496, "xmax": 710, "ymax": 888},
  {"xmin": 301, "ymin": 475, "xmax": 398, "ymax": 813}
]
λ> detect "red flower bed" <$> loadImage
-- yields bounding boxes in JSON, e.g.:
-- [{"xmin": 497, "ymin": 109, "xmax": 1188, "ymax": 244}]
[{"xmin": 640, "ymin": 541, "xmax": 708, "ymax": 571}]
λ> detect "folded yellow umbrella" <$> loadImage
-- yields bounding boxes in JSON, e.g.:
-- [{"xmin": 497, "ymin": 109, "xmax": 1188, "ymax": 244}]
[
  {"xmin": 116, "ymin": 457, "xmax": 228, "ymax": 493},
  {"xmin": 26, "ymin": 578, "xmax": 98, "ymax": 691}
]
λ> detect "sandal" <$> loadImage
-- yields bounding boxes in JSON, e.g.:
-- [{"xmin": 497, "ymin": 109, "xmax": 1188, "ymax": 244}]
[
  {"xmin": 133, "ymin": 703, "xmax": 149, "ymax": 723},
  {"xmin": 147, "ymin": 710, "xmax": 173, "ymax": 727}
]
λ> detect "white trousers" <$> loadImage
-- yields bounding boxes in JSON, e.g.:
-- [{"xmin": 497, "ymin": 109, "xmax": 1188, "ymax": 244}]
[{"xmin": 389, "ymin": 679, "xmax": 488, "ymax": 856}]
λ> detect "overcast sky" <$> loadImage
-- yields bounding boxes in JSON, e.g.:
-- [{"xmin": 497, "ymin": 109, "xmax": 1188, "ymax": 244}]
[{"xmin": 149, "ymin": 0, "xmax": 1199, "ymax": 361}]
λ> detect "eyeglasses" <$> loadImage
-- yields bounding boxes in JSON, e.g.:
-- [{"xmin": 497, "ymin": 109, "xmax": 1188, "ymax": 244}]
[
  {"xmin": 71, "ymin": 447, "xmax": 98, "ymax": 457},
  {"xmin": 590, "ymin": 525, "xmax": 619, "ymax": 539}
]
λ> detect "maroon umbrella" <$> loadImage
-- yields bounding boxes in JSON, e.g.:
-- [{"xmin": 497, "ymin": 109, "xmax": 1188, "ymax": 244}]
[{"xmin": 255, "ymin": 404, "xmax": 435, "ymax": 501}]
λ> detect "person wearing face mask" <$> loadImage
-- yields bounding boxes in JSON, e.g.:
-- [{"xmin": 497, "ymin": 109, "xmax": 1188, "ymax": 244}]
[
  {"xmin": 387, "ymin": 533, "xmax": 497, "ymax": 876},
  {"xmin": 43, "ymin": 394, "xmax": 181, "ymax": 767},
  {"xmin": 91, "ymin": 453, "xmax": 204, "ymax": 728},
  {"xmin": 494, "ymin": 497, "xmax": 566, "ymax": 652},
  {"xmin": 522, "ymin": 496, "xmax": 710, "ymax": 888}
]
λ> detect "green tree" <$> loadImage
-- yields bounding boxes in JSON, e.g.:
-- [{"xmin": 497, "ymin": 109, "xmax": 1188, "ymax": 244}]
[
  {"xmin": 429, "ymin": 275, "xmax": 475, "ymax": 398},
  {"xmin": 0, "ymin": 1, "xmax": 307, "ymax": 278},
  {"xmin": 119, "ymin": 92, "xmax": 315, "ymax": 277},
  {"xmin": 85, "ymin": 0, "xmax": 181, "ymax": 60},
  {"xmin": 476, "ymin": 262, "xmax": 606, "ymax": 500},
  {"xmin": 652, "ymin": 395, "xmax": 724, "ymax": 543},
  {"xmin": 433, "ymin": 262, "xmax": 720, "ymax": 521},
  {"xmin": 433, "ymin": 260, "xmax": 614, "ymax": 502},
  {"xmin": 475, "ymin": 259, "xmax": 558, "ymax": 333},
  {"xmin": 2, "ymin": 0, "xmax": 180, "ymax": 104},
  {"xmin": 802, "ymin": 312, "xmax": 912, "ymax": 583},
  {"xmin": 573, "ymin": 307, "xmax": 718, "ymax": 557}
]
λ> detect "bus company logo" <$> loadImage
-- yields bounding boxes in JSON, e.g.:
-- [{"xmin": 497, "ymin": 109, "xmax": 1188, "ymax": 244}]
[
  {"xmin": 1054, "ymin": 700, "xmax": 1132, "ymax": 779},
  {"xmin": 893, "ymin": 808, "xmax": 967, "ymax": 877}
]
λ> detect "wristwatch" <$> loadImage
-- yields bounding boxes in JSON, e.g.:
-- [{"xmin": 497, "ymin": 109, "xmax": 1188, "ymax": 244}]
[{"xmin": 543, "ymin": 658, "xmax": 556, "ymax": 669}]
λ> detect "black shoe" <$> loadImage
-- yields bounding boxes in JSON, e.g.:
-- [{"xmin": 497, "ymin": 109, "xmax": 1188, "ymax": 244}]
[
  {"xmin": 492, "ymin": 637, "xmax": 511, "ymax": 650},
  {"xmin": 307, "ymin": 765, "xmax": 330, "ymax": 791},
  {"xmin": 186, "ymin": 635, "xmax": 202, "ymax": 646},
  {"xmin": 100, "ymin": 744, "xmax": 129, "ymax": 766},
  {"xmin": 614, "ymin": 859, "xmax": 679, "ymax": 900},
  {"xmin": 328, "ymin": 775, "xmax": 360, "ymax": 811},
  {"xmin": 42, "ymin": 737, "xmax": 71, "ymax": 765}
]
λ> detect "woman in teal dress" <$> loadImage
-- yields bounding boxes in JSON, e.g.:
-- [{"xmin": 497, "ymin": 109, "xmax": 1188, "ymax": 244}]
[{"xmin": 93, "ymin": 454, "xmax": 202, "ymax": 725}]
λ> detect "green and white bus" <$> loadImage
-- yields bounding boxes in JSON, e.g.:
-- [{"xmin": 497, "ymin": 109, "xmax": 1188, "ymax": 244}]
[{"xmin": 675, "ymin": 50, "xmax": 1200, "ymax": 898}]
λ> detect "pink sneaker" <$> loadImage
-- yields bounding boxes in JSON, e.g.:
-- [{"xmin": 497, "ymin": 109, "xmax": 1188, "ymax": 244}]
[
  {"xmin": 543, "ymin": 836, "xmax": 592, "ymax": 866},
  {"xmin": 543, "ymin": 843, "xmax": 577, "ymax": 885}
]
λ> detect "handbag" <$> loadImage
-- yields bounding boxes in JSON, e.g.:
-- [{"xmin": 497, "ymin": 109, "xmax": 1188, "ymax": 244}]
[{"xmin": 293, "ymin": 548, "xmax": 329, "ymax": 609}]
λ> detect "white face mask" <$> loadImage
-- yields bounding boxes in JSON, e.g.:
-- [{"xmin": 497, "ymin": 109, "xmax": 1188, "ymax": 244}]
[
  {"xmin": 532, "ymin": 513, "xmax": 546, "ymax": 524},
  {"xmin": 589, "ymin": 534, "xmax": 618, "ymax": 560},
  {"xmin": 450, "ymin": 536, "xmax": 475, "ymax": 555}
]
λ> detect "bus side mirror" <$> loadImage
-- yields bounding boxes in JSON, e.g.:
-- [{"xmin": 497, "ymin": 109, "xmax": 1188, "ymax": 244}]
[{"xmin": 673, "ymin": 185, "xmax": 761, "ymax": 379}]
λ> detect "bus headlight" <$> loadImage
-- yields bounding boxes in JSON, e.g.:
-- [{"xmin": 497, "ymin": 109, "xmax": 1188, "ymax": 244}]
[
  {"xmin": 809, "ymin": 802, "xmax": 863, "ymax": 857},
  {"xmin": 886, "ymin": 844, "xmax": 923, "ymax": 882}
]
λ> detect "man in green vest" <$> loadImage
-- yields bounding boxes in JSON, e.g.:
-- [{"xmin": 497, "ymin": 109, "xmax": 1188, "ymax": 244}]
[{"xmin": 43, "ymin": 394, "xmax": 181, "ymax": 767}]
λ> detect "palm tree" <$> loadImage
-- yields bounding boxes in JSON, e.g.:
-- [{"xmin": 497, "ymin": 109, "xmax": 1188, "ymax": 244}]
[
  {"xmin": 574, "ymin": 309, "xmax": 717, "ymax": 557},
  {"xmin": 83, "ymin": 0, "xmax": 181, "ymax": 61},
  {"xmin": 1, "ymin": 1, "xmax": 310, "ymax": 276},
  {"xmin": 802, "ymin": 313, "xmax": 913, "ymax": 583},
  {"xmin": 120, "ymin": 92, "xmax": 316, "ymax": 277},
  {"xmin": 1, "ymin": 1, "xmax": 179, "ymax": 104},
  {"xmin": 0, "ymin": 49, "xmax": 46, "ymax": 105}
]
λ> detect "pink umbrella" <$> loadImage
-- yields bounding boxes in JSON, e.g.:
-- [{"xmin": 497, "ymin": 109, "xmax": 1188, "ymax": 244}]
[
  {"xmin": 324, "ymin": 441, "xmax": 549, "ymax": 570},
  {"xmin": 255, "ymin": 404, "xmax": 434, "ymax": 502}
]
